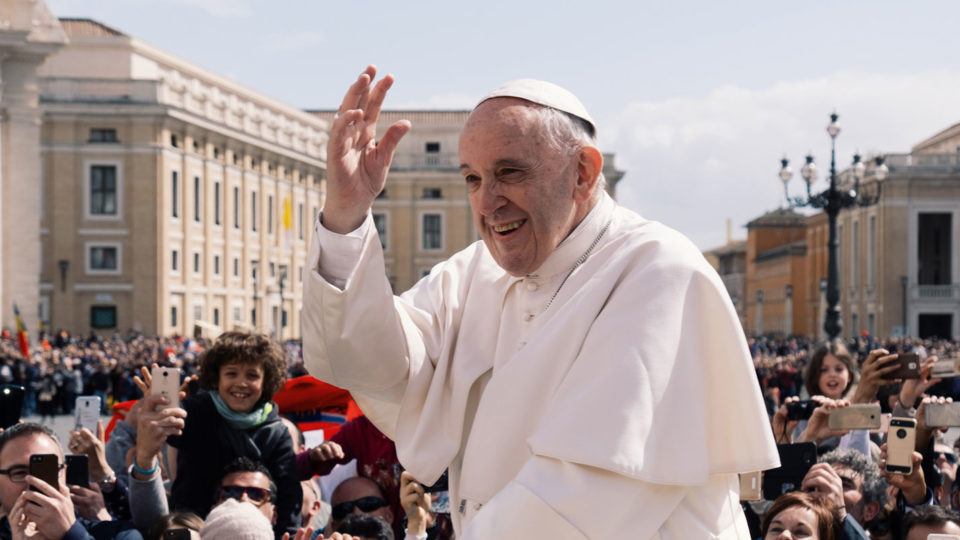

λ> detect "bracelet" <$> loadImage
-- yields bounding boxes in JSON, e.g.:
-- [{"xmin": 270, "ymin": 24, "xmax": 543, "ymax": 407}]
[{"xmin": 132, "ymin": 458, "xmax": 158, "ymax": 477}]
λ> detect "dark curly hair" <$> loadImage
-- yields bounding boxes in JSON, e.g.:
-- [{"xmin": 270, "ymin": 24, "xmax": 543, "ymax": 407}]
[{"xmin": 197, "ymin": 331, "xmax": 286, "ymax": 408}]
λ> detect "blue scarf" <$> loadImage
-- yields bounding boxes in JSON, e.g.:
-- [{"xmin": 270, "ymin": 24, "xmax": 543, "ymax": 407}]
[{"xmin": 211, "ymin": 393, "xmax": 273, "ymax": 429}]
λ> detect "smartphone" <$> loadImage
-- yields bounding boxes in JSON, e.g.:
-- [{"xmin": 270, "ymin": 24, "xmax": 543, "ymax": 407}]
[
  {"xmin": 65, "ymin": 454, "xmax": 89, "ymax": 486},
  {"xmin": 0, "ymin": 384, "xmax": 25, "ymax": 429},
  {"xmin": 926, "ymin": 402, "xmax": 960, "ymax": 428},
  {"xmin": 738, "ymin": 471, "xmax": 763, "ymax": 501},
  {"xmin": 75, "ymin": 396, "xmax": 101, "ymax": 433},
  {"xmin": 884, "ymin": 353, "xmax": 921, "ymax": 380},
  {"xmin": 828, "ymin": 403, "xmax": 882, "ymax": 430},
  {"xmin": 151, "ymin": 366, "xmax": 181, "ymax": 409},
  {"xmin": 762, "ymin": 442, "xmax": 817, "ymax": 500},
  {"xmin": 932, "ymin": 358, "xmax": 960, "ymax": 378},
  {"xmin": 29, "ymin": 454, "xmax": 60, "ymax": 492},
  {"xmin": 786, "ymin": 400, "xmax": 818, "ymax": 421},
  {"xmin": 163, "ymin": 529, "xmax": 193, "ymax": 540},
  {"xmin": 886, "ymin": 417, "xmax": 917, "ymax": 474}
]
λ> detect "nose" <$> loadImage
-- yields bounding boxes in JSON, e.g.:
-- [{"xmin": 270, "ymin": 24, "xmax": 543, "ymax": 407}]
[
  {"xmin": 472, "ymin": 178, "xmax": 506, "ymax": 217},
  {"xmin": 776, "ymin": 533, "xmax": 792, "ymax": 540}
]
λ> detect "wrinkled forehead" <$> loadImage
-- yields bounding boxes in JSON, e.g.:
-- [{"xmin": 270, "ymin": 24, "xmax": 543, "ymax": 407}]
[{"xmin": 460, "ymin": 98, "xmax": 550, "ymax": 156}]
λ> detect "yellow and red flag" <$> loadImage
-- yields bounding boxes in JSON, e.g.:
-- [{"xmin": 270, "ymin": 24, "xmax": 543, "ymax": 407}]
[{"xmin": 12, "ymin": 304, "xmax": 29, "ymax": 358}]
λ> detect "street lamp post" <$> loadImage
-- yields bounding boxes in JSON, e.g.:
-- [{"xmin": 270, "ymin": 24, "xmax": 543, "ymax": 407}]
[
  {"xmin": 779, "ymin": 112, "xmax": 888, "ymax": 342},
  {"xmin": 277, "ymin": 267, "xmax": 287, "ymax": 339}
]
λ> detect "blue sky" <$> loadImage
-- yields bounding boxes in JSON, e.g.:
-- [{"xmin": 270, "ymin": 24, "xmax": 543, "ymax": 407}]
[{"xmin": 47, "ymin": 0, "xmax": 960, "ymax": 248}]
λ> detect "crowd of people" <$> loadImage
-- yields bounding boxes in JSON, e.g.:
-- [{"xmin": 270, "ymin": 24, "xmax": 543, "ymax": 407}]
[{"xmin": 1, "ymin": 330, "xmax": 451, "ymax": 540}]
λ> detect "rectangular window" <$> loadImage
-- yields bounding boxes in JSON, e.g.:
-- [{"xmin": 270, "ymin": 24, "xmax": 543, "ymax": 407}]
[
  {"xmin": 193, "ymin": 252, "xmax": 200, "ymax": 273},
  {"xmin": 233, "ymin": 258, "xmax": 239, "ymax": 277},
  {"xmin": 373, "ymin": 213, "xmax": 388, "ymax": 249},
  {"xmin": 251, "ymin": 308, "xmax": 257, "ymax": 325},
  {"xmin": 171, "ymin": 134, "xmax": 179, "ymax": 148},
  {"xmin": 268, "ymin": 195, "xmax": 274, "ymax": 234},
  {"xmin": 171, "ymin": 306, "xmax": 178, "ymax": 327},
  {"xmin": 193, "ymin": 176, "xmax": 201, "ymax": 222},
  {"xmin": 90, "ymin": 165, "xmax": 118, "ymax": 216},
  {"xmin": 214, "ymin": 181, "xmax": 221, "ymax": 225},
  {"xmin": 89, "ymin": 128, "xmax": 118, "ymax": 143},
  {"xmin": 868, "ymin": 216, "xmax": 876, "ymax": 288},
  {"xmin": 233, "ymin": 306, "xmax": 242, "ymax": 322},
  {"xmin": 422, "ymin": 188, "xmax": 442, "ymax": 199},
  {"xmin": 171, "ymin": 250, "xmax": 179, "ymax": 271},
  {"xmin": 194, "ymin": 305, "xmax": 202, "ymax": 321},
  {"xmin": 233, "ymin": 186, "xmax": 240, "ymax": 229},
  {"xmin": 422, "ymin": 213, "xmax": 442, "ymax": 250},
  {"xmin": 214, "ymin": 255, "xmax": 220, "ymax": 275},
  {"xmin": 270, "ymin": 262, "xmax": 276, "ymax": 277},
  {"xmin": 171, "ymin": 171, "xmax": 179, "ymax": 218},
  {"xmin": 89, "ymin": 246, "xmax": 118, "ymax": 271},
  {"xmin": 90, "ymin": 306, "xmax": 117, "ymax": 329},
  {"xmin": 251, "ymin": 192, "xmax": 258, "ymax": 232},
  {"xmin": 213, "ymin": 308, "xmax": 220, "ymax": 326},
  {"xmin": 425, "ymin": 142, "xmax": 440, "ymax": 153}
]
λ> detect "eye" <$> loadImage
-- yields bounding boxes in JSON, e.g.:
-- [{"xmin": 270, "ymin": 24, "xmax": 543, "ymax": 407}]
[
  {"xmin": 463, "ymin": 174, "xmax": 480, "ymax": 190},
  {"xmin": 497, "ymin": 168, "xmax": 524, "ymax": 182}
]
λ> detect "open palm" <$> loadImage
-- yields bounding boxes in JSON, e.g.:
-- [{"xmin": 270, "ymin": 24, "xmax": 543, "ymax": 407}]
[{"xmin": 324, "ymin": 65, "xmax": 411, "ymax": 233}]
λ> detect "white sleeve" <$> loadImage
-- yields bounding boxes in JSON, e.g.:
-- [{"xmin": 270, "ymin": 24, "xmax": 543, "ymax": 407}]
[
  {"xmin": 462, "ymin": 456, "xmax": 687, "ymax": 540},
  {"xmin": 312, "ymin": 211, "xmax": 371, "ymax": 289}
]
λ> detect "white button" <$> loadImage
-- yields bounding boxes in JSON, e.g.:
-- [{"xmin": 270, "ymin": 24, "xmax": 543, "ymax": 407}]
[
  {"xmin": 526, "ymin": 280, "xmax": 539, "ymax": 291},
  {"xmin": 524, "ymin": 313, "xmax": 535, "ymax": 322}
]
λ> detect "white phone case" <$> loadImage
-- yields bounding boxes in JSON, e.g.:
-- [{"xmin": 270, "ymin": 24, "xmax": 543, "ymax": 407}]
[
  {"xmin": 886, "ymin": 418, "xmax": 917, "ymax": 474},
  {"xmin": 75, "ymin": 396, "xmax": 100, "ymax": 432}
]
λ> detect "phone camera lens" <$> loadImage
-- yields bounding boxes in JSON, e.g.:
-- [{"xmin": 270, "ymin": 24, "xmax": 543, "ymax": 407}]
[
  {"xmin": 163, "ymin": 371, "xmax": 168, "ymax": 377},
  {"xmin": 897, "ymin": 429, "xmax": 908, "ymax": 439}
]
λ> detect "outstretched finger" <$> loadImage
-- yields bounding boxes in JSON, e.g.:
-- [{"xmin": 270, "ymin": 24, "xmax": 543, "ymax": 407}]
[
  {"xmin": 363, "ymin": 73, "xmax": 395, "ymax": 127},
  {"xmin": 337, "ymin": 66, "xmax": 376, "ymax": 115},
  {"xmin": 375, "ymin": 120, "xmax": 412, "ymax": 167}
]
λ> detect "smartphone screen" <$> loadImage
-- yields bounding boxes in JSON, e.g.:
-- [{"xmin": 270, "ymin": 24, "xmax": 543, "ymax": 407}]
[
  {"xmin": 29, "ymin": 454, "xmax": 60, "ymax": 492},
  {"xmin": 65, "ymin": 454, "xmax": 89, "ymax": 486},
  {"xmin": 75, "ymin": 396, "xmax": 101, "ymax": 432}
]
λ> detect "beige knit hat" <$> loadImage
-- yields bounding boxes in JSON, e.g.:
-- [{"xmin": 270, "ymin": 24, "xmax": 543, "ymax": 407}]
[{"xmin": 200, "ymin": 499, "xmax": 274, "ymax": 540}]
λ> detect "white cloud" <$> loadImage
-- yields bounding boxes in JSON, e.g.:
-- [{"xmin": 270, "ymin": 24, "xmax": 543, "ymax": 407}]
[
  {"xmin": 262, "ymin": 30, "xmax": 325, "ymax": 52},
  {"xmin": 602, "ymin": 70, "xmax": 960, "ymax": 250}
]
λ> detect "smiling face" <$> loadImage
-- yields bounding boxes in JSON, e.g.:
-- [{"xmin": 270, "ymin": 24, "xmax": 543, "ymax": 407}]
[
  {"xmin": 217, "ymin": 361, "xmax": 264, "ymax": 413},
  {"xmin": 818, "ymin": 354, "xmax": 851, "ymax": 399},
  {"xmin": 459, "ymin": 98, "xmax": 598, "ymax": 276},
  {"xmin": 765, "ymin": 506, "xmax": 819, "ymax": 539}
]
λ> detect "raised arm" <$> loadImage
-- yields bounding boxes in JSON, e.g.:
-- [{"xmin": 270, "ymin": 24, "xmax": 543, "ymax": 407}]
[{"xmin": 323, "ymin": 65, "xmax": 411, "ymax": 233}]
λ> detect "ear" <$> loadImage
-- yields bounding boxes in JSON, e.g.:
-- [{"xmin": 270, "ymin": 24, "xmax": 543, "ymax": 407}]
[
  {"xmin": 863, "ymin": 500, "xmax": 880, "ymax": 523},
  {"xmin": 574, "ymin": 145, "xmax": 603, "ymax": 203}
]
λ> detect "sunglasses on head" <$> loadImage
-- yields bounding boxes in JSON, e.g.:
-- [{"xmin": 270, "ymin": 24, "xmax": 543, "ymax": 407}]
[
  {"xmin": 331, "ymin": 496, "xmax": 388, "ymax": 521},
  {"xmin": 219, "ymin": 485, "xmax": 274, "ymax": 506}
]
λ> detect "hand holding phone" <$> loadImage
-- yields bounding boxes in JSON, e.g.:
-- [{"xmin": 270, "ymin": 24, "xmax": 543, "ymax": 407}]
[{"xmin": 150, "ymin": 366, "xmax": 182, "ymax": 410}]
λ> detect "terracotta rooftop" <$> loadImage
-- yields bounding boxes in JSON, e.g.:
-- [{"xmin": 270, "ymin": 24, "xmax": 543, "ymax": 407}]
[
  {"xmin": 58, "ymin": 18, "xmax": 126, "ymax": 38},
  {"xmin": 745, "ymin": 207, "xmax": 806, "ymax": 228}
]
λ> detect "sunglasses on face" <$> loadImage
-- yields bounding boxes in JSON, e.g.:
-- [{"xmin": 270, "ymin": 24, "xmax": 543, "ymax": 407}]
[
  {"xmin": 331, "ymin": 496, "xmax": 388, "ymax": 521},
  {"xmin": 936, "ymin": 451, "xmax": 959, "ymax": 464},
  {"xmin": 218, "ymin": 485, "xmax": 274, "ymax": 506}
]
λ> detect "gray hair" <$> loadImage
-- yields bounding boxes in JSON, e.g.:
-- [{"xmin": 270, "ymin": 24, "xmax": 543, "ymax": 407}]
[
  {"xmin": 820, "ymin": 449, "xmax": 887, "ymax": 508},
  {"xmin": 530, "ymin": 106, "xmax": 607, "ymax": 196}
]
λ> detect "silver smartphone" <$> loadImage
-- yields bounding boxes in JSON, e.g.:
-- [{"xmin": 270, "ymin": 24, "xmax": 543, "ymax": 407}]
[
  {"xmin": 150, "ymin": 366, "xmax": 181, "ymax": 410},
  {"xmin": 933, "ymin": 358, "xmax": 960, "ymax": 378},
  {"xmin": 75, "ymin": 396, "xmax": 101, "ymax": 433},
  {"xmin": 828, "ymin": 403, "xmax": 882, "ymax": 430},
  {"xmin": 886, "ymin": 417, "xmax": 917, "ymax": 475},
  {"xmin": 926, "ymin": 402, "xmax": 960, "ymax": 428}
]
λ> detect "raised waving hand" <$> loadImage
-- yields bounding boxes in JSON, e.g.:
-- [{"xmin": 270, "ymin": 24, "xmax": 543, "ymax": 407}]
[{"xmin": 324, "ymin": 65, "xmax": 411, "ymax": 234}]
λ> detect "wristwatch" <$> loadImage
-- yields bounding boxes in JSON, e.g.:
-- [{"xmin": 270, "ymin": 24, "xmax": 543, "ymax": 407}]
[{"xmin": 98, "ymin": 473, "xmax": 118, "ymax": 493}]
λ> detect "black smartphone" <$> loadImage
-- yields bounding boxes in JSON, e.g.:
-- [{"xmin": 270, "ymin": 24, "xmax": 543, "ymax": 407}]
[
  {"xmin": 423, "ymin": 470, "xmax": 449, "ymax": 493},
  {"xmin": 66, "ymin": 454, "xmax": 89, "ymax": 486},
  {"xmin": 29, "ymin": 454, "xmax": 60, "ymax": 492},
  {"xmin": 163, "ymin": 529, "xmax": 192, "ymax": 540},
  {"xmin": 884, "ymin": 353, "xmax": 921, "ymax": 380},
  {"xmin": 762, "ymin": 443, "xmax": 817, "ymax": 500},
  {"xmin": 0, "ymin": 384, "xmax": 25, "ymax": 429},
  {"xmin": 786, "ymin": 400, "xmax": 817, "ymax": 421}
]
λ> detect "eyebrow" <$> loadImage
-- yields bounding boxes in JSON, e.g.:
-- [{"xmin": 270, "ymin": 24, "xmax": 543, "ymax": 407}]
[{"xmin": 459, "ymin": 158, "xmax": 531, "ymax": 172}]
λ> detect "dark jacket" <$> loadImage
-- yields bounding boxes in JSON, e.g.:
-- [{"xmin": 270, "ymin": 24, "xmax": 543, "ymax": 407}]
[{"xmin": 168, "ymin": 391, "xmax": 301, "ymax": 538}]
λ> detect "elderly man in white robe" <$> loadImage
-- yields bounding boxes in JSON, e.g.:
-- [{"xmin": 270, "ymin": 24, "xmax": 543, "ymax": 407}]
[{"xmin": 303, "ymin": 65, "xmax": 779, "ymax": 539}]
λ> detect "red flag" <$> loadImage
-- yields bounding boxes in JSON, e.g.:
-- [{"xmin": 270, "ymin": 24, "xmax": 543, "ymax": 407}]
[{"xmin": 12, "ymin": 304, "xmax": 29, "ymax": 358}]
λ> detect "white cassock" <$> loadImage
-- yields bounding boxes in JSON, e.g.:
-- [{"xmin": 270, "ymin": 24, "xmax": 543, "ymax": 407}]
[{"xmin": 303, "ymin": 192, "xmax": 779, "ymax": 539}]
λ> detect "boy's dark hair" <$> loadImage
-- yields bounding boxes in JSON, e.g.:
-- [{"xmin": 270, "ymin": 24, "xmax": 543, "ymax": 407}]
[
  {"xmin": 903, "ymin": 504, "xmax": 960, "ymax": 530},
  {"xmin": 145, "ymin": 512, "xmax": 204, "ymax": 540},
  {"xmin": 336, "ymin": 514, "xmax": 395, "ymax": 540},
  {"xmin": 220, "ymin": 456, "xmax": 277, "ymax": 499},
  {"xmin": 198, "ymin": 331, "xmax": 286, "ymax": 407},
  {"xmin": 0, "ymin": 422, "xmax": 59, "ymax": 457}
]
